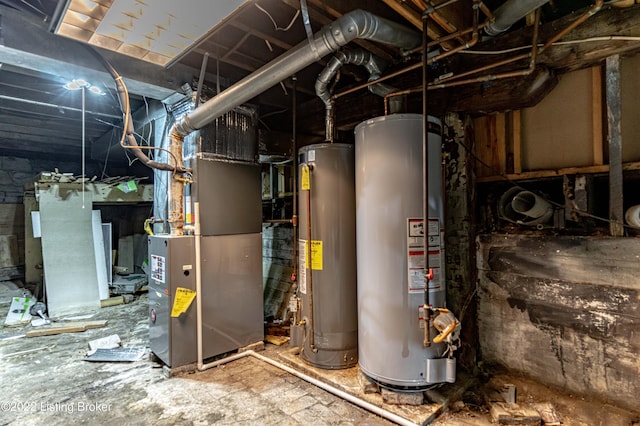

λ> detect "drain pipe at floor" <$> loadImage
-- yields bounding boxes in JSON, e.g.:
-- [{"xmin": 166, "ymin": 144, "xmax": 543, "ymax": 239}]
[{"xmin": 196, "ymin": 349, "xmax": 418, "ymax": 426}]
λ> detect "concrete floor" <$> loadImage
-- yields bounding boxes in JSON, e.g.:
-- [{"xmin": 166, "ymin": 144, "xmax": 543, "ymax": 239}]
[{"xmin": 1, "ymin": 283, "xmax": 638, "ymax": 426}]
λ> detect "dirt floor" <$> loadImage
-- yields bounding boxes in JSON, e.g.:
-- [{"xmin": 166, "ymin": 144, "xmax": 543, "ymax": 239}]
[{"xmin": 0, "ymin": 280, "xmax": 638, "ymax": 425}]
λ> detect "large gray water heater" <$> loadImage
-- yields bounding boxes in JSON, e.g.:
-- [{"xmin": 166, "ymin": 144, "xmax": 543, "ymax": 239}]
[
  {"xmin": 355, "ymin": 114, "xmax": 455, "ymax": 389},
  {"xmin": 295, "ymin": 143, "xmax": 358, "ymax": 369}
]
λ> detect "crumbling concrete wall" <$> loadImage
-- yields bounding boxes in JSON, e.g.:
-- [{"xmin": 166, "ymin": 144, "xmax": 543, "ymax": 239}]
[
  {"xmin": 477, "ymin": 234, "xmax": 640, "ymax": 412},
  {"xmin": 444, "ymin": 113, "xmax": 478, "ymax": 370}
]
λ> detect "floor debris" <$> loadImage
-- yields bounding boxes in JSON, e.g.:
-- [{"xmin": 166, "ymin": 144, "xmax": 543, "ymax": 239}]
[
  {"xmin": 87, "ymin": 334, "xmax": 121, "ymax": 355},
  {"xmin": 24, "ymin": 320, "xmax": 108, "ymax": 337},
  {"xmin": 531, "ymin": 402, "xmax": 561, "ymax": 425},
  {"xmin": 4, "ymin": 296, "xmax": 35, "ymax": 325},
  {"xmin": 84, "ymin": 347, "xmax": 146, "ymax": 362}
]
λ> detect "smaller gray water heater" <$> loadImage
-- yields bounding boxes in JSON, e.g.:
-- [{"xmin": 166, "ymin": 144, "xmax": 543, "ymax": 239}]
[{"xmin": 292, "ymin": 143, "xmax": 358, "ymax": 369}]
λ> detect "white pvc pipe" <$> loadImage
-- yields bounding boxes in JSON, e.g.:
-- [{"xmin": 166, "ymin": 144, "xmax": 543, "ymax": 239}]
[
  {"xmin": 194, "ymin": 202, "xmax": 204, "ymax": 370},
  {"xmin": 190, "ymin": 201, "xmax": 416, "ymax": 425},
  {"xmin": 625, "ymin": 204, "xmax": 640, "ymax": 229},
  {"xmin": 197, "ymin": 349, "xmax": 418, "ymax": 426},
  {"xmin": 511, "ymin": 191, "xmax": 552, "ymax": 219}
]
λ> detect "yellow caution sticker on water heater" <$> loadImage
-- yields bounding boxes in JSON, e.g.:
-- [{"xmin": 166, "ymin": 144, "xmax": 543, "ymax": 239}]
[
  {"xmin": 301, "ymin": 166, "xmax": 310, "ymax": 190},
  {"xmin": 171, "ymin": 287, "xmax": 197, "ymax": 317},
  {"xmin": 304, "ymin": 239, "xmax": 323, "ymax": 271}
]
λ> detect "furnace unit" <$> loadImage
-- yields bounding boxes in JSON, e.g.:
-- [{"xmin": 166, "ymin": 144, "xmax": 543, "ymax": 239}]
[{"xmin": 149, "ymin": 108, "xmax": 263, "ymax": 368}]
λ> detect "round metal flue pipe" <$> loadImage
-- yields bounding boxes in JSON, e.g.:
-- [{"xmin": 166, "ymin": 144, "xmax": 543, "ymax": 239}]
[
  {"xmin": 173, "ymin": 9, "xmax": 421, "ymax": 137},
  {"xmin": 484, "ymin": 0, "xmax": 550, "ymax": 36}
]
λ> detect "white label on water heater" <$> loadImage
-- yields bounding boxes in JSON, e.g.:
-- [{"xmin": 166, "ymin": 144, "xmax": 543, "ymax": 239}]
[
  {"xmin": 307, "ymin": 150, "xmax": 316, "ymax": 162},
  {"xmin": 298, "ymin": 240, "xmax": 307, "ymax": 294},
  {"xmin": 407, "ymin": 218, "xmax": 442, "ymax": 294}
]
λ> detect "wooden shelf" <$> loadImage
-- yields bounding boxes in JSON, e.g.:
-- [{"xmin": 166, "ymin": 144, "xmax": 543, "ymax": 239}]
[{"xmin": 477, "ymin": 161, "xmax": 640, "ymax": 183}]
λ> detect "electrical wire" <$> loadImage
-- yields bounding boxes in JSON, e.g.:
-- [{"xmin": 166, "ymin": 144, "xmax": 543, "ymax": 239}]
[
  {"xmin": 117, "ymin": 75, "xmax": 169, "ymax": 166},
  {"xmin": 459, "ymin": 36, "xmax": 640, "ymax": 55},
  {"xmin": 86, "ymin": 46, "xmax": 183, "ymax": 173},
  {"xmin": 18, "ymin": 0, "xmax": 47, "ymax": 18},
  {"xmin": 255, "ymin": 3, "xmax": 300, "ymax": 31}
]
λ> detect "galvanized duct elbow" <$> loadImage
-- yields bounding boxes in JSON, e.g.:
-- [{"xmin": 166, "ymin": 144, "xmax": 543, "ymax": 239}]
[
  {"xmin": 172, "ymin": 9, "xmax": 421, "ymax": 137},
  {"xmin": 315, "ymin": 49, "xmax": 389, "ymax": 141},
  {"xmin": 484, "ymin": 0, "xmax": 550, "ymax": 36},
  {"xmin": 315, "ymin": 49, "xmax": 388, "ymax": 107}
]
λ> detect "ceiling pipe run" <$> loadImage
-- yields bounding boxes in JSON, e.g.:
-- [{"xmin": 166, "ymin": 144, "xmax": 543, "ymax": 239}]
[
  {"xmin": 166, "ymin": 9, "xmax": 421, "ymax": 235},
  {"xmin": 484, "ymin": 0, "xmax": 550, "ymax": 36},
  {"xmin": 172, "ymin": 9, "xmax": 421, "ymax": 138}
]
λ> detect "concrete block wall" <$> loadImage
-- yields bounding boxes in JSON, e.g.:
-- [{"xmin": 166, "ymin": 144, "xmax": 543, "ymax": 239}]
[
  {"xmin": 262, "ymin": 223, "xmax": 295, "ymax": 321},
  {"xmin": 0, "ymin": 157, "xmax": 71, "ymax": 203},
  {"xmin": 477, "ymin": 234, "xmax": 640, "ymax": 412},
  {"xmin": 0, "ymin": 156, "xmax": 85, "ymax": 203}
]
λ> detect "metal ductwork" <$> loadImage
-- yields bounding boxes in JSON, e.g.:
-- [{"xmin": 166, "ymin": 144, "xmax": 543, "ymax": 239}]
[
  {"xmin": 315, "ymin": 49, "xmax": 389, "ymax": 141},
  {"xmin": 484, "ymin": 0, "xmax": 551, "ymax": 36},
  {"xmin": 315, "ymin": 49, "xmax": 388, "ymax": 106},
  {"xmin": 166, "ymin": 9, "xmax": 421, "ymax": 234},
  {"xmin": 172, "ymin": 9, "xmax": 421, "ymax": 138}
]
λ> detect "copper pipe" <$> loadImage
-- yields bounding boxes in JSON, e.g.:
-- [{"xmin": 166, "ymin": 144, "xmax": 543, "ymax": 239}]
[
  {"xmin": 431, "ymin": 0, "xmax": 462, "ymax": 11},
  {"xmin": 425, "ymin": 23, "xmax": 487, "ymax": 50},
  {"xmin": 434, "ymin": 53, "xmax": 530, "ymax": 85},
  {"xmin": 292, "ymin": 75, "xmax": 299, "ymax": 305},
  {"xmin": 427, "ymin": 0, "xmax": 480, "ymax": 64},
  {"xmin": 264, "ymin": 219, "xmax": 294, "ymax": 224},
  {"xmin": 333, "ymin": 62, "xmax": 422, "ymax": 100},
  {"xmin": 421, "ymin": 9, "xmax": 431, "ymax": 348},
  {"xmin": 430, "ymin": 8, "xmax": 542, "ymax": 90},
  {"xmin": 430, "ymin": 0, "xmax": 601, "ymax": 90},
  {"xmin": 478, "ymin": 1, "xmax": 494, "ymax": 20},
  {"xmin": 413, "ymin": 0, "xmax": 466, "ymax": 45},
  {"xmin": 305, "ymin": 165, "xmax": 317, "ymax": 353},
  {"xmin": 539, "ymin": 0, "xmax": 604, "ymax": 53},
  {"xmin": 384, "ymin": 86, "xmax": 422, "ymax": 114},
  {"xmin": 529, "ymin": 8, "xmax": 541, "ymax": 68}
]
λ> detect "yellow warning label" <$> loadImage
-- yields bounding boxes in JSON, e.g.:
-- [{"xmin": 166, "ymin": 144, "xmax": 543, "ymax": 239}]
[
  {"xmin": 301, "ymin": 166, "xmax": 310, "ymax": 190},
  {"xmin": 171, "ymin": 287, "xmax": 197, "ymax": 317},
  {"xmin": 304, "ymin": 239, "xmax": 323, "ymax": 270}
]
